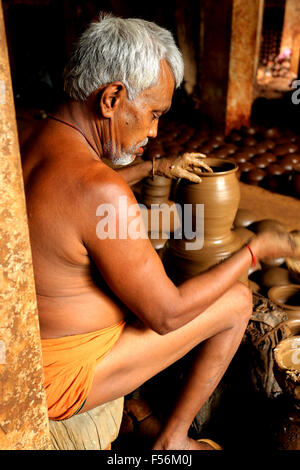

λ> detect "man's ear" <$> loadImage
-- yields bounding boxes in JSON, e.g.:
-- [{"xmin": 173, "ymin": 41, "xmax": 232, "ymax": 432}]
[{"xmin": 98, "ymin": 82, "xmax": 127, "ymax": 118}]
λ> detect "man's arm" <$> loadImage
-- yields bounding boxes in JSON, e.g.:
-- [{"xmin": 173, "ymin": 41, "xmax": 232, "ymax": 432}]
[
  {"xmin": 79, "ymin": 167, "xmax": 298, "ymax": 335},
  {"xmin": 116, "ymin": 159, "xmax": 153, "ymax": 185}
]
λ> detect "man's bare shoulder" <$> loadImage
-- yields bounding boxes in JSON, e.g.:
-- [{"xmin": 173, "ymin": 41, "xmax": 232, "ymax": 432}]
[{"xmin": 78, "ymin": 159, "xmax": 136, "ymax": 207}]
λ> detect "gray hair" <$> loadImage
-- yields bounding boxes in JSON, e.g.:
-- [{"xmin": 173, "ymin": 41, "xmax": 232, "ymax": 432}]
[{"xmin": 63, "ymin": 13, "xmax": 184, "ymax": 101}]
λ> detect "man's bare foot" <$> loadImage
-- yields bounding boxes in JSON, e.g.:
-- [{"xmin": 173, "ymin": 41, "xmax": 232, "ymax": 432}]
[{"xmin": 152, "ymin": 435, "xmax": 220, "ymax": 451}]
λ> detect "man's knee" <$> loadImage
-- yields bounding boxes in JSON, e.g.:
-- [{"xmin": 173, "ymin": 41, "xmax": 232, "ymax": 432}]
[{"xmin": 231, "ymin": 281, "xmax": 253, "ymax": 323}]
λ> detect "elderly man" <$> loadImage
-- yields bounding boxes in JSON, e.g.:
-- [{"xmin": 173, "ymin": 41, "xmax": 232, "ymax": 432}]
[{"xmin": 21, "ymin": 14, "xmax": 297, "ymax": 450}]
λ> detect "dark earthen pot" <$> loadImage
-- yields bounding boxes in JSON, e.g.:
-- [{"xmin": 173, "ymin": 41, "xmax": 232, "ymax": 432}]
[{"xmin": 162, "ymin": 158, "xmax": 248, "ymax": 285}]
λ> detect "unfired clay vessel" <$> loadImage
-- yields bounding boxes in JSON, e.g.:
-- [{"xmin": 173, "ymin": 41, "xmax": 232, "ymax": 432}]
[
  {"xmin": 259, "ymin": 267, "xmax": 292, "ymax": 290},
  {"xmin": 268, "ymin": 285, "xmax": 300, "ymax": 321},
  {"xmin": 163, "ymin": 158, "xmax": 248, "ymax": 285},
  {"xmin": 233, "ymin": 208, "xmax": 258, "ymax": 228},
  {"xmin": 140, "ymin": 175, "xmax": 172, "ymax": 208},
  {"xmin": 273, "ymin": 336, "xmax": 300, "ymax": 403}
]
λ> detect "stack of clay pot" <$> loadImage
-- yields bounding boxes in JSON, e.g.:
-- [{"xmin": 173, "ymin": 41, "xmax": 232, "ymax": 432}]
[
  {"xmin": 162, "ymin": 158, "xmax": 248, "ymax": 286},
  {"xmin": 260, "ymin": 28, "xmax": 281, "ymax": 66},
  {"xmin": 259, "ymin": 27, "xmax": 291, "ymax": 78},
  {"xmin": 234, "ymin": 210, "xmax": 300, "ymax": 331},
  {"xmin": 141, "ymin": 122, "xmax": 300, "ymax": 199}
]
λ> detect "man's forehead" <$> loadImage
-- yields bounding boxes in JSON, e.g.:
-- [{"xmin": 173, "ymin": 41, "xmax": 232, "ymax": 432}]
[{"xmin": 139, "ymin": 61, "xmax": 174, "ymax": 107}]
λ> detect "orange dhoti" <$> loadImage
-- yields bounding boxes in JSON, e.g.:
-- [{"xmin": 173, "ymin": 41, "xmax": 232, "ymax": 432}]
[{"xmin": 41, "ymin": 320, "xmax": 125, "ymax": 421}]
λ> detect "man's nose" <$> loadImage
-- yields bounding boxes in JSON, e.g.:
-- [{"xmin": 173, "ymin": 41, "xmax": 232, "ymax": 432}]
[{"xmin": 148, "ymin": 120, "xmax": 158, "ymax": 139}]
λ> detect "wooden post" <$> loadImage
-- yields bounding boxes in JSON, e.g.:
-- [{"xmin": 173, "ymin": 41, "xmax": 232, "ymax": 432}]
[
  {"xmin": 198, "ymin": 0, "xmax": 264, "ymax": 134},
  {"xmin": 226, "ymin": 0, "xmax": 265, "ymax": 134},
  {"xmin": 280, "ymin": 0, "xmax": 300, "ymax": 75},
  {"xmin": 0, "ymin": 0, "xmax": 51, "ymax": 450}
]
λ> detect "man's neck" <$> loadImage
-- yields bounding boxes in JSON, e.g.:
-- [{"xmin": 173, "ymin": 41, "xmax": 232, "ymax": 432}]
[{"xmin": 53, "ymin": 99, "xmax": 105, "ymax": 160}]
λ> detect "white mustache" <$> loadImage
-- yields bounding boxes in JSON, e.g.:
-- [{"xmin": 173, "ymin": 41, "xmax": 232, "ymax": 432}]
[{"xmin": 135, "ymin": 138, "xmax": 148, "ymax": 150}]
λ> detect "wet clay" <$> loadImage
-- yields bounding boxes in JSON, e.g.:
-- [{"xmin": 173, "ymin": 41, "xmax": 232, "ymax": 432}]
[
  {"xmin": 274, "ymin": 336, "xmax": 300, "ymax": 402},
  {"xmin": 162, "ymin": 158, "xmax": 248, "ymax": 285},
  {"xmin": 279, "ymin": 349, "xmax": 300, "ymax": 372}
]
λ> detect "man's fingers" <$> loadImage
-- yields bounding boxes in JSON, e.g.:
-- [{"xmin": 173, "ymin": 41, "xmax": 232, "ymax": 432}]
[
  {"xmin": 182, "ymin": 152, "xmax": 207, "ymax": 159},
  {"xmin": 177, "ymin": 168, "xmax": 202, "ymax": 183},
  {"xmin": 192, "ymin": 161, "xmax": 214, "ymax": 172},
  {"xmin": 192, "ymin": 166, "xmax": 209, "ymax": 176},
  {"xmin": 183, "ymin": 156, "xmax": 213, "ymax": 173}
]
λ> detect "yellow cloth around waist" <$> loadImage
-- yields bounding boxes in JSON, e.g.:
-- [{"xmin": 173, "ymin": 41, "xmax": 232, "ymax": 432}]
[{"xmin": 41, "ymin": 320, "xmax": 125, "ymax": 421}]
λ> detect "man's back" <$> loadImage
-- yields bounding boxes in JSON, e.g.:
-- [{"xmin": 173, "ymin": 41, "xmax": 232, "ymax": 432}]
[{"xmin": 21, "ymin": 119, "xmax": 127, "ymax": 339}]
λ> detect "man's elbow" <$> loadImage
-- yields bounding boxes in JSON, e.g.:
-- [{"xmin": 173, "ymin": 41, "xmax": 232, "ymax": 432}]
[{"xmin": 147, "ymin": 310, "xmax": 178, "ymax": 336}]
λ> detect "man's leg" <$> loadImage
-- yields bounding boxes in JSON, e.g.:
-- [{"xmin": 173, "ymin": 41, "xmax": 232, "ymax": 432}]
[
  {"xmin": 152, "ymin": 317, "xmax": 249, "ymax": 450},
  {"xmin": 80, "ymin": 282, "xmax": 252, "ymax": 449}
]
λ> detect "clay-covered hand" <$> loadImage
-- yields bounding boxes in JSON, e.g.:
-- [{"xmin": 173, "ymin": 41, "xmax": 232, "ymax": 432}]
[
  {"xmin": 286, "ymin": 230, "xmax": 300, "ymax": 273},
  {"xmin": 288, "ymin": 230, "xmax": 300, "ymax": 258},
  {"xmin": 249, "ymin": 228, "xmax": 300, "ymax": 262},
  {"xmin": 155, "ymin": 152, "xmax": 213, "ymax": 183}
]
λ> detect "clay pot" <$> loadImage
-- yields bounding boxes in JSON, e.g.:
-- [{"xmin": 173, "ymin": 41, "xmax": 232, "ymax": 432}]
[
  {"xmin": 259, "ymin": 267, "xmax": 292, "ymax": 289},
  {"xmin": 251, "ymin": 155, "xmax": 269, "ymax": 169},
  {"xmin": 255, "ymin": 142, "xmax": 269, "ymax": 154},
  {"xmin": 268, "ymin": 285, "xmax": 300, "ymax": 321},
  {"xmin": 264, "ymin": 128, "xmax": 280, "ymax": 138},
  {"xmin": 278, "ymin": 156, "xmax": 297, "ymax": 172},
  {"xmin": 242, "ymin": 126, "xmax": 259, "ymax": 136},
  {"xmin": 244, "ymin": 168, "xmax": 266, "ymax": 186},
  {"xmin": 199, "ymin": 143, "xmax": 215, "ymax": 154},
  {"xmin": 234, "ymin": 152, "xmax": 251, "ymax": 163},
  {"xmin": 286, "ymin": 319, "xmax": 300, "ymax": 336},
  {"xmin": 162, "ymin": 158, "xmax": 248, "ymax": 285},
  {"xmin": 266, "ymin": 163, "xmax": 284, "ymax": 176},
  {"xmin": 273, "ymin": 336, "xmax": 300, "ymax": 403},
  {"xmin": 242, "ymin": 136, "xmax": 257, "ymax": 147},
  {"xmin": 233, "ymin": 227, "xmax": 255, "ymax": 244},
  {"xmin": 241, "ymin": 146, "xmax": 257, "ymax": 158},
  {"xmin": 274, "ymin": 144, "xmax": 297, "ymax": 156},
  {"xmin": 233, "ymin": 208, "xmax": 258, "ymax": 228},
  {"xmin": 249, "ymin": 218, "xmax": 286, "ymax": 235},
  {"xmin": 227, "ymin": 131, "xmax": 242, "ymax": 144},
  {"xmin": 239, "ymin": 162, "xmax": 255, "ymax": 182},
  {"xmin": 264, "ymin": 164, "xmax": 285, "ymax": 192},
  {"xmin": 263, "ymin": 139, "xmax": 276, "ymax": 150},
  {"xmin": 140, "ymin": 175, "xmax": 172, "ymax": 208},
  {"xmin": 211, "ymin": 147, "xmax": 228, "ymax": 159}
]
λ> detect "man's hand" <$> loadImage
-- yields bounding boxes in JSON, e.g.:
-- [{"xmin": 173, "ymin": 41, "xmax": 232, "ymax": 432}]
[
  {"xmin": 155, "ymin": 152, "xmax": 213, "ymax": 183},
  {"xmin": 249, "ymin": 228, "xmax": 300, "ymax": 263}
]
